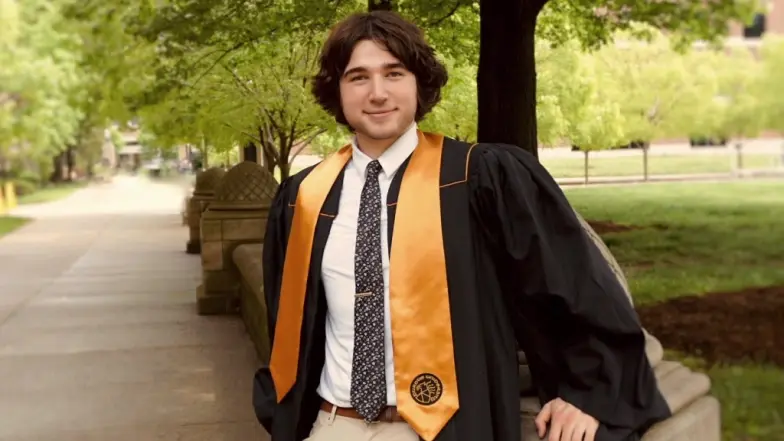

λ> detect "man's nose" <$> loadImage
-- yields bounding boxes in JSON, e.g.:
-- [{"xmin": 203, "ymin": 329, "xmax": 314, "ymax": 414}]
[{"xmin": 369, "ymin": 76, "xmax": 388, "ymax": 102}]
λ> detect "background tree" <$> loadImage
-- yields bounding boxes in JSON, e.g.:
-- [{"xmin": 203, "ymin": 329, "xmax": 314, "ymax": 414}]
[
  {"xmin": 564, "ymin": 51, "xmax": 626, "ymax": 184},
  {"xmin": 535, "ymin": 38, "xmax": 583, "ymax": 148},
  {"xmin": 710, "ymin": 47, "xmax": 768, "ymax": 170},
  {"xmin": 418, "ymin": 57, "xmax": 478, "ymax": 142},
  {"xmin": 591, "ymin": 28, "xmax": 698, "ymax": 179},
  {"xmin": 0, "ymin": 0, "xmax": 83, "ymax": 188},
  {"xmin": 759, "ymin": 35, "xmax": 784, "ymax": 165}
]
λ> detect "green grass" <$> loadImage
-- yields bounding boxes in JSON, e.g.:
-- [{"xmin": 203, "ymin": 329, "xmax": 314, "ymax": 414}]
[
  {"xmin": 565, "ymin": 179, "xmax": 784, "ymax": 305},
  {"xmin": 564, "ymin": 180, "xmax": 784, "ymax": 441},
  {"xmin": 707, "ymin": 363, "xmax": 784, "ymax": 441},
  {"xmin": 0, "ymin": 216, "xmax": 30, "ymax": 237},
  {"xmin": 675, "ymin": 352, "xmax": 784, "ymax": 441},
  {"xmin": 17, "ymin": 181, "xmax": 86, "ymax": 205},
  {"xmin": 543, "ymin": 153, "xmax": 781, "ymax": 179}
]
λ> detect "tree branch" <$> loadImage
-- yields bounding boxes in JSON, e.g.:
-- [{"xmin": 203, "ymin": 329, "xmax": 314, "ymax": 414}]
[
  {"xmin": 221, "ymin": 122, "xmax": 262, "ymax": 144},
  {"xmin": 189, "ymin": 40, "xmax": 248, "ymax": 87},
  {"xmin": 291, "ymin": 128, "xmax": 326, "ymax": 161},
  {"xmin": 258, "ymin": 124, "xmax": 281, "ymax": 165},
  {"xmin": 425, "ymin": 1, "xmax": 463, "ymax": 27}
]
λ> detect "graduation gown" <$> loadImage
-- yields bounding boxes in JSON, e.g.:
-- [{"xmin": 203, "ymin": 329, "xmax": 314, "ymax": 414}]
[{"xmin": 253, "ymin": 135, "xmax": 671, "ymax": 441}]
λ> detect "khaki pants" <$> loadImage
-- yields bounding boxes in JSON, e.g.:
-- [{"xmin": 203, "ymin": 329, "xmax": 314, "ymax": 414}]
[{"xmin": 305, "ymin": 408, "xmax": 419, "ymax": 441}]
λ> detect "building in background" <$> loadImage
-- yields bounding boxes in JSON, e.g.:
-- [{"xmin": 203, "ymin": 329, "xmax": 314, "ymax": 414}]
[{"xmin": 729, "ymin": 0, "xmax": 783, "ymax": 39}]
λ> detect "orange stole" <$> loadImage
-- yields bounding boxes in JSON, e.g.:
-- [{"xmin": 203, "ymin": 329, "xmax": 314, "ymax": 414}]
[{"xmin": 268, "ymin": 131, "xmax": 458, "ymax": 441}]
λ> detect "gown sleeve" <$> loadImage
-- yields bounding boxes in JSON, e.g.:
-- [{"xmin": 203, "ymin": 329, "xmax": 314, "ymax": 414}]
[
  {"xmin": 262, "ymin": 176, "xmax": 294, "ymax": 347},
  {"xmin": 468, "ymin": 143, "xmax": 671, "ymax": 441},
  {"xmin": 254, "ymin": 177, "xmax": 294, "ymax": 433}
]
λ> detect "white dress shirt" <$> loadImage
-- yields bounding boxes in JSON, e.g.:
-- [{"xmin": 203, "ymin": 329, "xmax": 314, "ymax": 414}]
[{"xmin": 316, "ymin": 122, "xmax": 419, "ymax": 407}]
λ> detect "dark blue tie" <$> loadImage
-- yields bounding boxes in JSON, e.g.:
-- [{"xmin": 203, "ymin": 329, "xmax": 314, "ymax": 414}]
[{"xmin": 350, "ymin": 160, "xmax": 387, "ymax": 421}]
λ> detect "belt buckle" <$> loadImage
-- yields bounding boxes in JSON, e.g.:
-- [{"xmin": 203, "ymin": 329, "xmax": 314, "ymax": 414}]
[
  {"xmin": 367, "ymin": 407, "xmax": 387, "ymax": 425},
  {"xmin": 381, "ymin": 406, "xmax": 394, "ymax": 423}
]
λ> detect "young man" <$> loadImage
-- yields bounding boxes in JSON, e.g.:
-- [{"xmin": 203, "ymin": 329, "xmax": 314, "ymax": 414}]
[{"xmin": 253, "ymin": 10, "xmax": 670, "ymax": 441}]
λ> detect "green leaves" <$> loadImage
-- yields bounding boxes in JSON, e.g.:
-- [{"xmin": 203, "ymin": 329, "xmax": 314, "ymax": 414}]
[
  {"xmin": 757, "ymin": 35, "xmax": 784, "ymax": 134},
  {"xmin": 419, "ymin": 57, "xmax": 478, "ymax": 141},
  {"xmin": 0, "ymin": 0, "xmax": 159, "ymax": 180},
  {"xmin": 0, "ymin": 0, "xmax": 82, "ymax": 157}
]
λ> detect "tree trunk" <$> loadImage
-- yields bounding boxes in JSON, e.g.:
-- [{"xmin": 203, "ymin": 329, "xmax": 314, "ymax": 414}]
[
  {"xmin": 261, "ymin": 142, "xmax": 276, "ymax": 175},
  {"xmin": 278, "ymin": 132, "xmax": 292, "ymax": 181},
  {"xmin": 583, "ymin": 151, "xmax": 589, "ymax": 185},
  {"xmin": 50, "ymin": 152, "xmax": 65, "ymax": 183},
  {"xmin": 643, "ymin": 145, "xmax": 649, "ymax": 181},
  {"xmin": 0, "ymin": 154, "xmax": 8, "ymax": 181},
  {"xmin": 368, "ymin": 0, "xmax": 393, "ymax": 11},
  {"xmin": 258, "ymin": 126, "xmax": 279, "ymax": 175},
  {"xmin": 477, "ymin": 0, "xmax": 547, "ymax": 158},
  {"xmin": 66, "ymin": 145, "xmax": 75, "ymax": 181}
]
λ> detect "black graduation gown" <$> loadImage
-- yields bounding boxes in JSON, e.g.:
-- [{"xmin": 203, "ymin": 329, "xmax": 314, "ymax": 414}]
[{"xmin": 253, "ymin": 137, "xmax": 671, "ymax": 441}]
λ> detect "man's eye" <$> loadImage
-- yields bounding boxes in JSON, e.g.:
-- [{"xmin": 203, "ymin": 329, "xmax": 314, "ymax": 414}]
[
  {"xmin": 388, "ymin": 71, "xmax": 404, "ymax": 77},
  {"xmin": 351, "ymin": 75, "xmax": 368, "ymax": 82}
]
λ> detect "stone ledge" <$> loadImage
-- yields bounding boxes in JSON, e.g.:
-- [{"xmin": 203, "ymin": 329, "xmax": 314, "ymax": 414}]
[
  {"xmin": 233, "ymin": 244, "xmax": 264, "ymax": 294},
  {"xmin": 656, "ymin": 364, "xmax": 712, "ymax": 414},
  {"xmin": 645, "ymin": 330, "xmax": 664, "ymax": 366},
  {"xmin": 233, "ymin": 243, "xmax": 270, "ymax": 361},
  {"xmin": 521, "ymin": 395, "xmax": 721, "ymax": 441},
  {"xmin": 196, "ymin": 284, "xmax": 238, "ymax": 315},
  {"xmin": 641, "ymin": 396, "xmax": 721, "ymax": 441},
  {"xmin": 520, "ymin": 360, "xmax": 717, "ymax": 441}
]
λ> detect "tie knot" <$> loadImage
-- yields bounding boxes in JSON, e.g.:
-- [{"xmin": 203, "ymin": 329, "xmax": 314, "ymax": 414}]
[{"xmin": 366, "ymin": 160, "xmax": 382, "ymax": 178}]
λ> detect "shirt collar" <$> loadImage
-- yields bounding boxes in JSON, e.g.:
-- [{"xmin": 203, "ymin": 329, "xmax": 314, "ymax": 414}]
[{"xmin": 350, "ymin": 122, "xmax": 418, "ymax": 179}]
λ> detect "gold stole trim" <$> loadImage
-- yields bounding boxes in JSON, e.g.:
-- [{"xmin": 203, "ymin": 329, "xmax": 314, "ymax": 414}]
[
  {"xmin": 269, "ymin": 144, "xmax": 352, "ymax": 400},
  {"xmin": 269, "ymin": 132, "xmax": 458, "ymax": 441},
  {"xmin": 390, "ymin": 131, "xmax": 458, "ymax": 440}
]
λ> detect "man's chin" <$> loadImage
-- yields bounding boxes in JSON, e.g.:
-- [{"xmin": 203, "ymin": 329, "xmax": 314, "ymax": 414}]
[{"xmin": 360, "ymin": 124, "xmax": 403, "ymax": 141}]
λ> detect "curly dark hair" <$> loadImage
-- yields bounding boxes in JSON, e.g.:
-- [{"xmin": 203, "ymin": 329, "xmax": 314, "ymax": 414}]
[{"xmin": 311, "ymin": 11, "xmax": 448, "ymax": 127}]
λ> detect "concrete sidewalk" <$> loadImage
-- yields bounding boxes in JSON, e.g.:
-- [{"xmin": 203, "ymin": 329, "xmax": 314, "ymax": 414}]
[{"xmin": 0, "ymin": 176, "xmax": 266, "ymax": 441}]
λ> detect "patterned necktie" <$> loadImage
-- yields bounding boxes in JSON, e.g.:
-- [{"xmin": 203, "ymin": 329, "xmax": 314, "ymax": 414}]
[{"xmin": 350, "ymin": 159, "xmax": 387, "ymax": 422}]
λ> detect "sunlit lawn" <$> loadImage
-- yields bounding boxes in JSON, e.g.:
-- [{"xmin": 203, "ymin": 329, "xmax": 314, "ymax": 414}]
[
  {"xmin": 542, "ymin": 153, "xmax": 781, "ymax": 179},
  {"xmin": 0, "ymin": 216, "xmax": 30, "ymax": 238},
  {"xmin": 564, "ymin": 180, "xmax": 784, "ymax": 441},
  {"xmin": 17, "ymin": 181, "xmax": 86, "ymax": 205}
]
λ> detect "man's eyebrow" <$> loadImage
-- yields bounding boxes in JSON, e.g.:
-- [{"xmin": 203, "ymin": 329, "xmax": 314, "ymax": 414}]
[{"xmin": 342, "ymin": 62, "xmax": 407, "ymax": 78}]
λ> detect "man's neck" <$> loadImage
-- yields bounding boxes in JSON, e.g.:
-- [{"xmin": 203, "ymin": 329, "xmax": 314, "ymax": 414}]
[{"xmin": 354, "ymin": 134, "xmax": 396, "ymax": 160}]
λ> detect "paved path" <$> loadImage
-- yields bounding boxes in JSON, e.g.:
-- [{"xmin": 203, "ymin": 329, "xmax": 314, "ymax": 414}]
[{"xmin": 0, "ymin": 176, "xmax": 266, "ymax": 441}]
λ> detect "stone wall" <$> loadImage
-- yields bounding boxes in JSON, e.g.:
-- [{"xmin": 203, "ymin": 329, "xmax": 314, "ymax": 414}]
[
  {"xmin": 186, "ymin": 167, "xmax": 226, "ymax": 254},
  {"xmin": 234, "ymin": 243, "xmax": 270, "ymax": 362},
  {"xmin": 194, "ymin": 161, "xmax": 278, "ymax": 316}
]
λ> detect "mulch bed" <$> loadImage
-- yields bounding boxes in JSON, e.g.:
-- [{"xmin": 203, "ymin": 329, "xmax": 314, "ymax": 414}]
[
  {"xmin": 586, "ymin": 220, "xmax": 668, "ymax": 235},
  {"xmin": 637, "ymin": 285, "xmax": 784, "ymax": 367},
  {"xmin": 586, "ymin": 220, "xmax": 641, "ymax": 234}
]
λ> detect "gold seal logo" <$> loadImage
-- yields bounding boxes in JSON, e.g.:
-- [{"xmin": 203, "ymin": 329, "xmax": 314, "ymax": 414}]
[{"xmin": 410, "ymin": 373, "xmax": 443, "ymax": 406}]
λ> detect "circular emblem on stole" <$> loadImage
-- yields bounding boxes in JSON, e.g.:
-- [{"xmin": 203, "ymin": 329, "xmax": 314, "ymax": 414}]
[{"xmin": 410, "ymin": 373, "xmax": 443, "ymax": 406}]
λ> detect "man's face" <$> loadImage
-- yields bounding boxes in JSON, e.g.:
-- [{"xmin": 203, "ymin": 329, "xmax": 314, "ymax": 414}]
[{"xmin": 339, "ymin": 39, "xmax": 418, "ymax": 142}]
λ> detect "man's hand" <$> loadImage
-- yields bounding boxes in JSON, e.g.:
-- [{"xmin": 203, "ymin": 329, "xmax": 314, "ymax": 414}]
[{"xmin": 535, "ymin": 398, "xmax": 599, "ymax": 441}]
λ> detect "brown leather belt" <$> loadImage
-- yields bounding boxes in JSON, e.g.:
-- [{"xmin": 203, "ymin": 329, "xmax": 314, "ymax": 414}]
[{"xmin": 320, "ymin": 400, "xmax": 406, "ymax": 423}]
